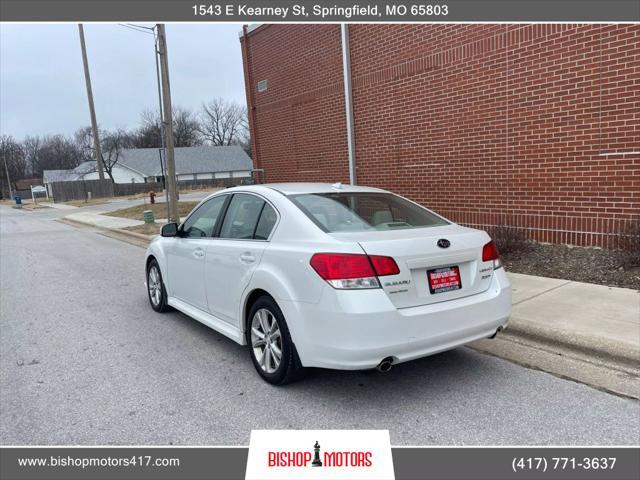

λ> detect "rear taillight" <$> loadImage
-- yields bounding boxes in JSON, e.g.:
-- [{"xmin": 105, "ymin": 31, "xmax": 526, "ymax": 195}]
[
  {"xmin": 369, "ymin": 255, "xmax": 400, "ymax": 276},
  {"xmin": 482, "ymin": 240, "xmax": 503, "ymax": 270},
  {"xmin": 310, "ymin": 253, "xmax": 400, "ymax": 289}
]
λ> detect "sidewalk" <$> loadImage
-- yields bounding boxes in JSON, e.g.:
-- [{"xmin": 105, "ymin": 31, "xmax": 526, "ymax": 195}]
[
  {"xmin": 64, "ymin": 211, "xmax": 143, "ymax": 229},
  {"xmin": 47, "ymin": 203, "xmax": 78, "ymax": 210},
  {"xmin": 473, "ymin": 273, "xmax": 639, "ymax": 398},
  {"xmin": 507, "ymin": 272, "xmax": 639, "ymax": 366}
]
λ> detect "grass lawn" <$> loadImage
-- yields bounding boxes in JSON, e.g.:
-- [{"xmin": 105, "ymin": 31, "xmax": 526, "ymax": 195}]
[
  {"xmin": 105, "ymin": 201, "xmax": 199, "ymax": 221},
  {"xmin": 64, "ymin": 198, "xmax": 110, "ymax": 207},
  {"xmin": 23, "ymin": 202, "xmax": 51, "ymax": 209}
]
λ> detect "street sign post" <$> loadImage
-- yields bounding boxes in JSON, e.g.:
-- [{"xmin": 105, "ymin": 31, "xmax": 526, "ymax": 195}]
[{"xmin": 30, "ymin": 185, "xmax": 48, "ymax": 204}]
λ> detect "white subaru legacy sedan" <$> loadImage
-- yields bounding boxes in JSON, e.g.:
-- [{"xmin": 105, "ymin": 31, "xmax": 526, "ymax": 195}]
[{"xmin": 145, "ymin": 183, "xmax": 511, "ymax": 384}]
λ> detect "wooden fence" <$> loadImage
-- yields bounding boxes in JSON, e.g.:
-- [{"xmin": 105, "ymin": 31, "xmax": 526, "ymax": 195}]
[
  {"xmin": 114, "ymin": 182, "xmax": 162, "ymax": 197},
  {"xmin": 50, "ymin": 180, "xmax": 162, "ymax": 202},
  {"xmin": 50, "ymin": 179, "xmax": 114, "ymax": 202}
]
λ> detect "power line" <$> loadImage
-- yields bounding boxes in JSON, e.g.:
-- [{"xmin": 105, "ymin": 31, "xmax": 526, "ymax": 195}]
[
  {"xmin": 117, "ymin": 23, "xmax": 155, "ymax": 36},
  {"xmin": 127, "ymin": 23, "xmax": 155, "ymax": 31}
]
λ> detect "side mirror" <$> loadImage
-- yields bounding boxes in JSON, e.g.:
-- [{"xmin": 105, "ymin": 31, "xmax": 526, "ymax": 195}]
[{"xmin": 161, "ymin": 222, "xmax": 179, "ymax": 237}]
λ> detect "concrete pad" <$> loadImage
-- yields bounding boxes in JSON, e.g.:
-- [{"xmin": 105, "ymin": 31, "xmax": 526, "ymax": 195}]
[
  {"xmin": 64, "ymin": 212, "xmax": 143, "ymax": 229},
  {"xmin": 507, "ymin": 272, "xmax": 570, "ymax": 304},
  {"xmin": 512, "ymin": 280, "xmax": 640, "ymax": 348},
  {"xmin": 48, "ymin": 203, "xmax": 78, "ymax": 210}
]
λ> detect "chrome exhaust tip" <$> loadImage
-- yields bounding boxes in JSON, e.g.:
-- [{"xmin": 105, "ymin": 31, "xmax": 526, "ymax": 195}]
[
  {"xmin": 488, "ymin": 326, "xmax": 503, "ymax": 339},
  {"xmin": 376, "ymin": 357, "xmax": 393, "ymax": 373}
]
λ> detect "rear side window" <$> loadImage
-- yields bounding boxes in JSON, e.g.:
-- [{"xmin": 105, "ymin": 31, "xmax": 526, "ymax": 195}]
[
  {"xmin": 254, "ymin": 203, "xmax": 277, "ymax": 240},
  {"xmin": 290, "ymin": 192, "xmax": 448, "ymax": 233},
  {"xmin": 219, "ymin": 194, "xmax": 265, "ymax": 240}
]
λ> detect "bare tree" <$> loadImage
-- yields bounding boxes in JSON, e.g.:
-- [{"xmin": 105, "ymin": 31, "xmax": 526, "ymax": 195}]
[
  {"xmin": 74, "ymin": 126, "xmax": 96, "ymax": 163},
  {"xmin": 22, "ymin": 135, "xmax": 42, "ymax": 177},
  {"xmin": 134, "ymin": 107, "xmax": 201, "ymax": 148},
  {"xmin": 0, "ymin": 135, "xmax": 27, "ymax": 196},
  {"xmin": 134, "ymin": 109, "xmax": 163, "ymax": 148},
  {"xmin": 173, "ymin": 107, "xmax": 202, "ymax": 147},
  {"xmin": 35, "ymin": 135, "xmax": 82, "ymax": 176},
  {"xmin": 198, "ymin": 98, "xmax": 248, "ymax": 147},
  {"xmin": 101, "ymin": 129, "xmax": 129, "ymax": 182}
]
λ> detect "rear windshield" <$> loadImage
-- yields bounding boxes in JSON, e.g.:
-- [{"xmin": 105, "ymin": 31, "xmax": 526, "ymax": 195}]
[{"xmin": 290, "ymin": 192, "xmax": 449, "ymax": 233}]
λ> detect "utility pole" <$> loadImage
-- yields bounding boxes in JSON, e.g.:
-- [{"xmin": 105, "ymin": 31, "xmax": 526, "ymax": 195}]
[
  {"xmin": 156, "ymin": 24, "xmax": 179, "ymax": 223},
  {"xmin": 154, "ymin": 30, "xmax": 169, "ymax": 218},
  {"xmin": 2, "ymin": 153, "xmax": 12, "ymax": 200},
  {"xmin": 78, "ymin": 24, "xmax": 105, "ymax": 180}
]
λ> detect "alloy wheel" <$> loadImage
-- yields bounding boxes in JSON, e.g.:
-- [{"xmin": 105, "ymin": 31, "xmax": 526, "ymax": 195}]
[
  {"xmin": 251, "ymin": 308, "xmax": 282, "ymax": 374},
  {"xmin": 148, "ymin": 265, "xmax": 162, "ymax": 307}
]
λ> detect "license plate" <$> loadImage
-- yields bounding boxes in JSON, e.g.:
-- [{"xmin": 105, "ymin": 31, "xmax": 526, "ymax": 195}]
[{"xmin": 427, "ymin": 266, "xmax": 462, "ymax": 294}]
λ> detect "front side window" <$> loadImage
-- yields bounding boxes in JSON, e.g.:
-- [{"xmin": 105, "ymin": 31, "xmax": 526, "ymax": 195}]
[
  {"xmin": 290, "ymin": 192, "xmax": 449, "ymax": 233},
  {"xmin": 219, "ymin": 194, "xmax": 266, "ymax": 239},
  {"xmin": 181, "ymin": 195, "xmax": 227, "ymax": 238}
]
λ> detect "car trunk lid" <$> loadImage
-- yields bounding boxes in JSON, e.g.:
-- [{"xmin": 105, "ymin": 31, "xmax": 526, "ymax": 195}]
[{"xmin": 331, "ymin": 225, "xmax": 494, "ymax": 308}]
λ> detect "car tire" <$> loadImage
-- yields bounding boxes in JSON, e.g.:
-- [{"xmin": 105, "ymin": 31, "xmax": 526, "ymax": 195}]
[
  {"xmin": 247, "ymin": 296, "xmax": 304, "ymax": 385},
  {"xmin": 147, "ymin": 258, "xmax": 170, "ymax": 313}
]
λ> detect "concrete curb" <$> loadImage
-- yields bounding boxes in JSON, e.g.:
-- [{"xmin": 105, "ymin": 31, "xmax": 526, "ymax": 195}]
[
  {"xmin": 504, "ymin": 317, "xmax": 639, "ymax": 371},
  {"xmin": 58, "ymin": 217, "xmax": 155, "ymax": 244}
]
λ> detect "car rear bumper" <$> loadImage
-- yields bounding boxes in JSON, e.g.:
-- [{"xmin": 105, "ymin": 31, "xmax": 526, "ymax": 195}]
[{"xmin": 280, "ymin": 268, "xmax": 511, "ymax": 370}]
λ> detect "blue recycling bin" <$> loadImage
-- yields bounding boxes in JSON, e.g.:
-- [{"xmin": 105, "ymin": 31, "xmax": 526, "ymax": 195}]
[{"xmin": 14, "ymin": 195, "xmax": 22, "ymax": 205}]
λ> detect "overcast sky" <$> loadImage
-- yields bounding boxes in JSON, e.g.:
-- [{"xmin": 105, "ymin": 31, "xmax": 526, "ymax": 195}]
[{"xmin": 0, "ymin": 23, "xmax": 247, "ymax": 140}]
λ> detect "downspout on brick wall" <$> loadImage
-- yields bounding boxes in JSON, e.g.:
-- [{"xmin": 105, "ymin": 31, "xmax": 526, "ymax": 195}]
[
  {"xmin": 241, "ymin": 25, "xmax": 262, "ymax": 182},
  {"xmin": 341, "ymin": 24, "xmax": 357, "ymax": 185}
]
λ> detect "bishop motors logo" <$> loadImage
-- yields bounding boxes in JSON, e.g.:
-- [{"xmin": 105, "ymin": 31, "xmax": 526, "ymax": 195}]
[
  {"xmin": 267, "ymin": 440, "xmax": 373, "ymax": 468},
  {"xmin": 246, "ymin": 430, "xmax": 394, "ymax": 480}
]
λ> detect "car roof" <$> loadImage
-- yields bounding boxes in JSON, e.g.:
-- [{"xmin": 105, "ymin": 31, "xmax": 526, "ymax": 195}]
[{"xmin": 261, "ymin": 182, "xmax": 388, "ymax": 195}]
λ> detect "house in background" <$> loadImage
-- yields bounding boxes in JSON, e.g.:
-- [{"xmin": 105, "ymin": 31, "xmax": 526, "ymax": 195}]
[
  {"xmin": 74, "ymin": 160, "xmax": 146, "ymax": 183},
  {"xmin": 43, "ymin": 160, "xmax": 147, "ymax": 196},
  {"xmin": 43, "ymin": 145, "xmax": 253, "ymax": 195},
  {"xmin": 43, "ymin": 162, "xmax": 144, "ymax": 188},
  {"xmin": 115, "ymin": 145, "xmax": 253, "ymax": 183}
]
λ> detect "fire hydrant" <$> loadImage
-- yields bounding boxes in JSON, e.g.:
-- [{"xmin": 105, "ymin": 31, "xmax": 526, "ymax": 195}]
[{"xmin": 149, "ymin": 191, "xmax": 156, "ymax": 204}]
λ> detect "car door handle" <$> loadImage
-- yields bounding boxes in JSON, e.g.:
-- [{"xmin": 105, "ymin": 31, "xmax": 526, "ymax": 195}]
[
  {"xmin": 239, "ymin": 252, "xmax": 255, "ymax": 264},
  {"xmin": 193, "ymin": 248, "xmax": 205, "ymax": 258}
]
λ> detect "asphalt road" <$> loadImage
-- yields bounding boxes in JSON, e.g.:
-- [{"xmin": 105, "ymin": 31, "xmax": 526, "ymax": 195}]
[{"xmin": 1, "ymin": 205, "xmax": 638, "ymax": 445}]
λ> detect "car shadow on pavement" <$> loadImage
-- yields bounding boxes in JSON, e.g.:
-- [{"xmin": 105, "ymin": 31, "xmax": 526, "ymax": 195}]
[
  {"xmin": 165, "ymin": 306, "xmax": 501, "ymax": 399},
  {"xmin": 300, "ymin": 348, "xmax": 482, "ymax": 393}
]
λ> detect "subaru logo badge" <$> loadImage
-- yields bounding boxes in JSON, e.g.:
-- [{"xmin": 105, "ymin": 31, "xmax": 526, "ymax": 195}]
[{"xmin": 437, "ymin": 239, "xmax": 450, "ymax": 249}]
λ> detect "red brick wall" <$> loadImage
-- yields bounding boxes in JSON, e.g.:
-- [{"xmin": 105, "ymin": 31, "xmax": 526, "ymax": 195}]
[
  {"xmin": 241, "ymin": 24, "xmax": 640, "ymax": 248},
  {"xmin": 241, "ymin": 25, "xmax": 349, "ymax": 183}
]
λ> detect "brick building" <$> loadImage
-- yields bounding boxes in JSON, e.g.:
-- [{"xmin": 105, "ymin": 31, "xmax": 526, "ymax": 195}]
[{"xmin": 240, "ymin": 24, "xmax": 639, "ymax": 248}]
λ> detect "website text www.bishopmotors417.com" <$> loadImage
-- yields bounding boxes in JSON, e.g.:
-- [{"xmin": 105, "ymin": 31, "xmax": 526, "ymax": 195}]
[{"xmin": 16, "ymin": 454, "xmax": 180, "ymax": 469}]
